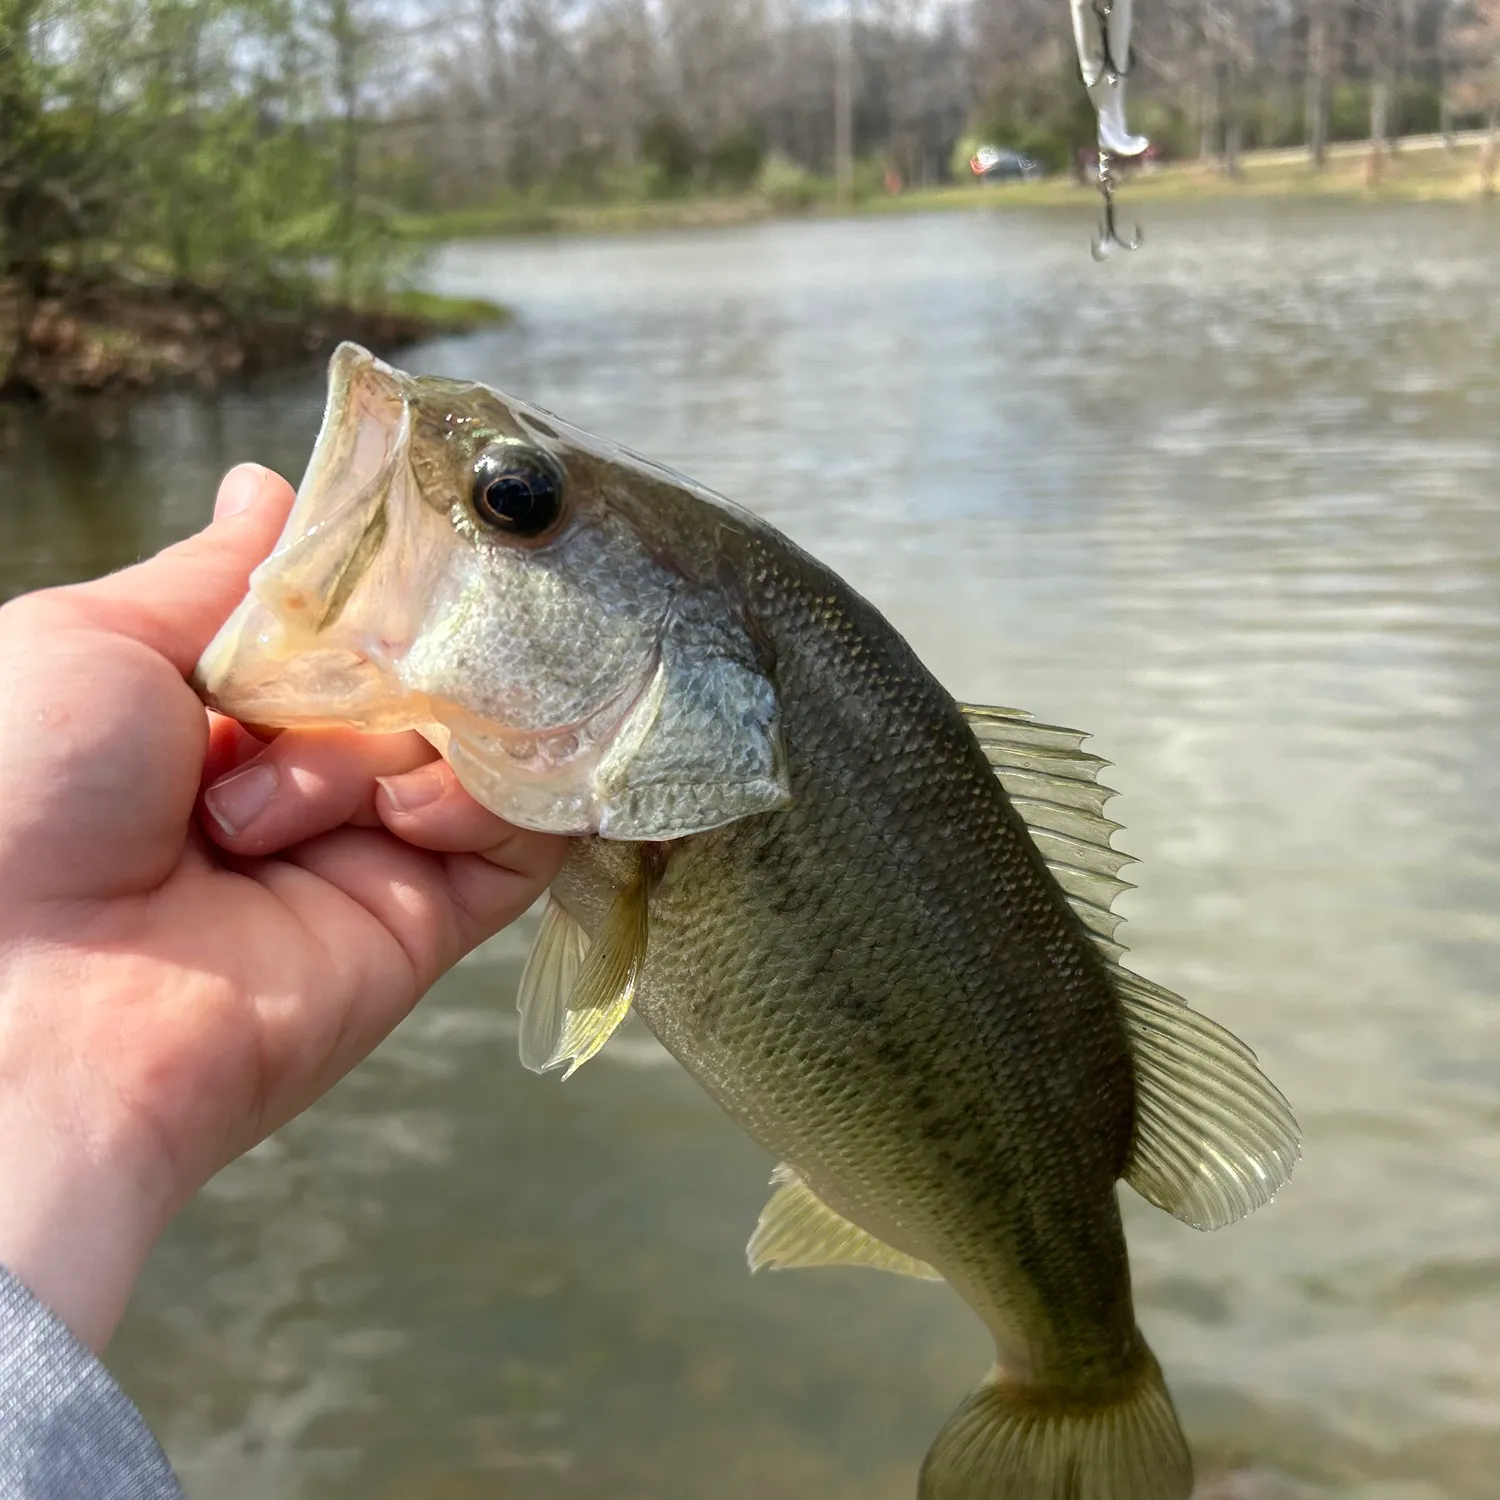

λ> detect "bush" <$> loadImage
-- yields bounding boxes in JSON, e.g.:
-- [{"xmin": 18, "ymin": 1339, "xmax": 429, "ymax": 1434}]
[
  {"xmin": 555, "ymin": 143, "xmax": 615, "ymax": 202},
  {"xmin": 755, "ymin": 151, "xmax": 824, "ymax": 211},
  {"xmin": 1242, "ymin": 93, "xmax": 1304, "ymax": 151},
  {"xmin": 1329, "ymin": 83, "xmax": 1369, "ymax": 142},
  {"xmin": 1127, "ymin": 96, "xmax": 1196, "ymax": 160},
  {"xmin": 1394, "ymin": 80, "xmax": 1441, "ymax": 136},
  {"xmin": 640, "ymin": 114, "xmax": 698, "ymax": 197},
  {"xmin": 707, "ymin": 124, "xmax": 765, "ymax": 191},
  {"xmin": 1328, "ymin": 79, "xmax": 1444, "ymax": 143}
]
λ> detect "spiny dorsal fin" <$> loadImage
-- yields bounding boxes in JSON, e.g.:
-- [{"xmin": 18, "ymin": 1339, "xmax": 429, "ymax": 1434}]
[
  {"xmin": 516, "ymin": 896, "xmax": 592, "ymax": 1074},
  {"xmin": 747, "ymin": 1165, "xmax": 942, "ymax": 1281},
  {"xmin": 959, "ymin": 702, "xmax": 1301, "ymax": 1229},
  {"xmin": 540, "ymin": 862, "xmax": 650, "ymax": 1080},
  {"xmin": 959, "ymin": 703, "xmax": 1135, "ymax": 963}
]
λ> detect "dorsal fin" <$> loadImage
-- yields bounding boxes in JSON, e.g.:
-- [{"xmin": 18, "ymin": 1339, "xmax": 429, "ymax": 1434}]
[
  {"xmin": 959, "ymin": 702, "xmax": 1301, "ymax": 1229},
  {"xmin": 1113, "ymin": 969, "xmax": 1301, "ymax": 1229},
  {"xmin": 960, "ymin": 703, "xmax": 1134, "ymax": 963}
]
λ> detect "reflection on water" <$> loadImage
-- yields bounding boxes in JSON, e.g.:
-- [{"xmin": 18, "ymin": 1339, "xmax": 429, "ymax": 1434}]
[{"xmin": 5, "ymin": 199, "xmax": 1499, "ymax": 1499}]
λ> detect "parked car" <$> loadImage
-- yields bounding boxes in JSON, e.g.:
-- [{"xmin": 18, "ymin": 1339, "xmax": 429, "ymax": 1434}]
[{"xmin": 968, "ymin": 145, "xmax": 1042, "ymax": 182}]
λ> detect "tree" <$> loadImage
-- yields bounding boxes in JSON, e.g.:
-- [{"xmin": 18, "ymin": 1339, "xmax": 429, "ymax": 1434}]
[{"xmin": 1452, "ymin": 0, "xmax": 1499, "ymax": 188}]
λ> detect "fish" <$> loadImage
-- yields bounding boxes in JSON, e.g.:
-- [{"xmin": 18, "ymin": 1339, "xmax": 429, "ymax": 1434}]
[{"xmin": 195, "ymin": 342, "xmax": 1301, "ymax": 1500}]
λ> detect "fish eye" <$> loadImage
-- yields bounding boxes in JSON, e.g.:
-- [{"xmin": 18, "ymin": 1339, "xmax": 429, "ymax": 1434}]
[{"xmin": 471, "ymin": 445, "xmax": 566, "ymax": 539}]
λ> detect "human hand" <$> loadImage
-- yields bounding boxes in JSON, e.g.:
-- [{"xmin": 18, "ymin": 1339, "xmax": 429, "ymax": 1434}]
[{"xmin": 0, "ymin": 465, "xmax": 569, "ymax": 1351}]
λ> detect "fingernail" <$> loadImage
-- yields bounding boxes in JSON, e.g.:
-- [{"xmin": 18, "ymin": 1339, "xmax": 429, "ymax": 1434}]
[
  {"xmin": 377, "ymin": 764, "xmax": 446, "ymax": 815},
  {"xmin": 205, "ymin": 761, "xmax": 278, "ymax": 836},
  {"xmin": 215, "ymin": 464, "xmax": 270, "ymax": 521}
]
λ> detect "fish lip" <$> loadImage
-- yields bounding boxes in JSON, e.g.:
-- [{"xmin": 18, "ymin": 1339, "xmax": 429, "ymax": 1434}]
[
  {"xmin": 313, "ymin": 344, "xmax": 407, "ymax": 501},
  {"xmin": 192, "ymin": 342, "xmax": 411, "ymax": 709}
]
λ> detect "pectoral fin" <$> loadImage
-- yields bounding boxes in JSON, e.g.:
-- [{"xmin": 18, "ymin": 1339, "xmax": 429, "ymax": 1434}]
[
  {"xmin": 516, "ymin": 897, "xmax": 591, "ymax": 1074},
  {"xmin": 747, "ymin": 1165, "xmax": 941, "ymax": 1281},
  {"xmin": 543, "ymin": 861, "xmax": 651, "ymax": 1079}
]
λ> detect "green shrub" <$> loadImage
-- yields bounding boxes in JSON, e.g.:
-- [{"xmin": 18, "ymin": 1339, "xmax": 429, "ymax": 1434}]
[
  {"xmin": 1130, "ymin": 96, "xmax": 1195, "ymax": 160},
  {"xmin": 640, "ymin": 114, "xmax": 698, "ymax": 197},
  {"xmin": 707, "ymin": 124, "xmax": 765, "ymax": 190},
  {"xmin": 554, "ymin": 143, "xmax": 615, "ymax": 202},
  {"xmin": 1329, "ymin": 83, "xmax": 1370, "ymax": 142},
  {"xmin": 1394, "ymin": 80, "xmax": 1441, "ymax": 136},
  {"xmin": 755, "ymin": 151, "xmax": 824, "ymax": 211}
]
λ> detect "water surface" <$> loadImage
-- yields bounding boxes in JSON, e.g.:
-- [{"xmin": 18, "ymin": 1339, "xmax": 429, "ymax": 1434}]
[{"xmin": 4, "ymin": 198, "xmax": 1499, "ymax": 1500}]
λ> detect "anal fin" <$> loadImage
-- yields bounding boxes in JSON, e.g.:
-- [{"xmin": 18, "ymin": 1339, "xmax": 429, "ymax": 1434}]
[{"xmin": 747, "ymin": 1165, "xmax": 941, "ymax": 1281}]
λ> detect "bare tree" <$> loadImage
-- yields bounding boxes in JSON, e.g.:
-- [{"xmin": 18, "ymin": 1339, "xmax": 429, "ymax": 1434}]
[{"xmin": 1305, "ymin": 0, "xmax": 1332, "ymax": 163}]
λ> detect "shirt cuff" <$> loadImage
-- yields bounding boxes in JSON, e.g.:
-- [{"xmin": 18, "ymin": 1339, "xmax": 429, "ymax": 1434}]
[{"xmin": 0, "ymin": 1263, "xmax": 182, "ymax": 1499}]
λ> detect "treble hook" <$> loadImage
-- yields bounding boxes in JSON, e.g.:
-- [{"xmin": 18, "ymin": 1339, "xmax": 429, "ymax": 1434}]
[{"xmin": 1090, "ymin": 150, "xmax": 1142, "ymax": 260}]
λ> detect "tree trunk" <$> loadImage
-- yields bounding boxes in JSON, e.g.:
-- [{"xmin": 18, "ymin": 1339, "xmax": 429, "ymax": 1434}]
[
  {"xmin": 1369, "ymin": 74, "xmax": 1387, "ymax": 144},
  {"xmin": 477, "ymin": 0, "xmax": 508, "ymax": 179},
  {"xmin": 155, "ymin": 6, "xmax": 207, "ymax": 284},
  {"xmin": 1367, "ymin": 64, "xmax": 1388, "ymax": 187},
  {"xmin": 1388, "ymin": 0, "xmax": 1407, "ymax": 154},
  {"xmin": 1436, "ymin": 0, "xmax": 1453, "ymax": 150},
  {"xmin": 1305, "ymin": 2, "xmax": 1328, "ymax": 167},
  {"xmin": 1222, "ymin": 60, "xmax": 1241, "ymax": 177},
  {"xmin": 1198, "ymin": 50, "xmax": 1216, "ymax": 160},
  {"xmin": 833, "ymin": 0, "xmax": 853, "ymax": 204},
  {"xmin": 331, "ymin": 0, "xmax": 361, "ymax": 305}
]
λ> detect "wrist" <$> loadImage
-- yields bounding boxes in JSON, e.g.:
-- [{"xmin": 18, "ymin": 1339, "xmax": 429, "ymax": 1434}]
[{"xmin": 0, "ymin": 945, "xmax": 176, "ymax": 1351}]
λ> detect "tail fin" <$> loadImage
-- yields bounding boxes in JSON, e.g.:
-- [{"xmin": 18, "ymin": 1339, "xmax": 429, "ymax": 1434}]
[{"xmin": 918, "ymin": 1342, "xmax": 1192, "ymax": 1500}]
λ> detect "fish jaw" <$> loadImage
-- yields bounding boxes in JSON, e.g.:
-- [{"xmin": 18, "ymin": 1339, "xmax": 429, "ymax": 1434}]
[{"xmin": 192, "ymin": 344, "xmax": 451, "ymax": 735}]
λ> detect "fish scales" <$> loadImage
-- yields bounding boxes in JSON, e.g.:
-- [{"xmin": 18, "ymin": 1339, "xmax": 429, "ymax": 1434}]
[{"xmin": 558, "ymin": 531, "xmax": 1142, "ymax": 1386}]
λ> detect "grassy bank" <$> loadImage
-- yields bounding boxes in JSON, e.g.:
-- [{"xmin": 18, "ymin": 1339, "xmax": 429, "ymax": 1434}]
[
  {"xmin": 0, "ymin": 276, "xmax": 509, "ymax": 404},
  {"xmin": 395, "ymin": 194, "xmax": 779, "ymax": 241},
  {"xmin": 400, "ymin": 136, "xmax": 1498, "ymax": 242}
]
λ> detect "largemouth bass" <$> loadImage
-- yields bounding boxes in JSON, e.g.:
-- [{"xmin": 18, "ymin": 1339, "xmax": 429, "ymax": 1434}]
[{"xmin": 195, "ymin": 344, "xmax": 1300, "ymax": 1500}]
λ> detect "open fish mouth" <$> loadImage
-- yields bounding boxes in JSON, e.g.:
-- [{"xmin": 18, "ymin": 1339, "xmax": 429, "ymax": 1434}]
[{"xmin": 192, "ymin": 345, "xmax": 416, "ymax": 727}]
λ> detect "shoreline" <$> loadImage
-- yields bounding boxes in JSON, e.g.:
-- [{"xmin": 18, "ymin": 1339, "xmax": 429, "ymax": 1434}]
[
  {"xmin": 398, "ymin": 135, "xmax": 1497, "ymax": 242},
  {"xmin": 0, "ymin": 274, "xmax": 510, "ymax": 406},
  {"xmin": 5, "ymin": 134, "xmax": 1490, "ymax": 406}
]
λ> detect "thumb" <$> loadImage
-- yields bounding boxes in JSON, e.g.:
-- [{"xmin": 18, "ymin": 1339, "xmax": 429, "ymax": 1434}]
[{"xmin": 56, "ymin": 465, "xmax": 297, "ymax": 677}]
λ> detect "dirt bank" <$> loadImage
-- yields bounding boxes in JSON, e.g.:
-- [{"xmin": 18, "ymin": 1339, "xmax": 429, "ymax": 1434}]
[{"xmin": 0, "ymin": 272, "xmax": 506, "ymax": 404}]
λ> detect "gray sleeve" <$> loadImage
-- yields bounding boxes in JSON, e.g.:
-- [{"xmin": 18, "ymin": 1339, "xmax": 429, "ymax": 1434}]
[{"xmin": 0, "ymin": 1264, "xmax": 183, "ymax": 1500}]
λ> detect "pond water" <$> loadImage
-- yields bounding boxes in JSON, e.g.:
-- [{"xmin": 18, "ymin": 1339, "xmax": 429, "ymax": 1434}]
[{"xmin": 4, "ymin": 196, "xmax": 1499, "ymax": 1500}]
